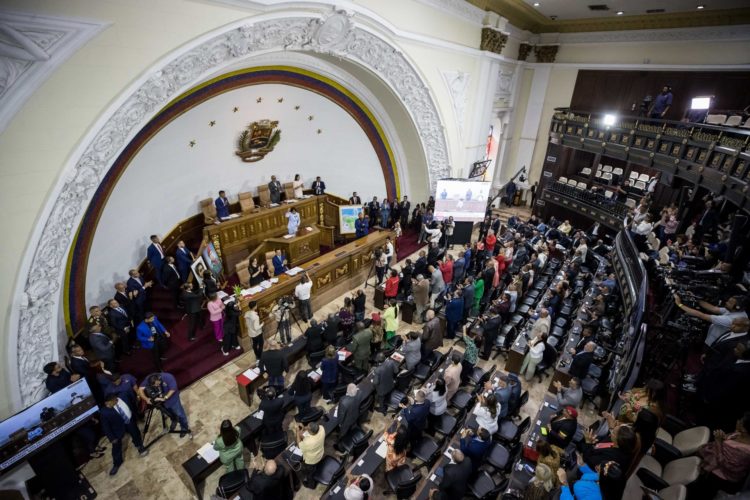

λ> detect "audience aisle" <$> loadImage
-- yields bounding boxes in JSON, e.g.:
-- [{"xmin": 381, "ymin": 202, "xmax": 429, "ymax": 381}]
[{"xmin": 80, "ymin": 205, "xmax": 598, "ymax": 499}]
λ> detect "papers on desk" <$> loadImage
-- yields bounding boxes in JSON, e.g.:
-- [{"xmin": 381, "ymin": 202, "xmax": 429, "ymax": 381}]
[
  {"xmin": 197, "ymin": 443, "xmax": 219, "ymax": 463},
  {"xmin": 286, "ymin": 267, "xmax": 304, "ymax": 276},
  {"xmin": 259, "ymin": 280, "xmax": 273, "ymax": 290},
  {"xmin": 390, "ymin": 352, "xmax": 404, "ymax": 363},
  {"xmin": 443, "ymin": 445, "xmax": 456, "ymax": 464},
  {"xmin": 430, "ymin": 474, "xmax": 437, "ymax": 482},
  {"xmin": 254, "ymin": 410, "xmax": 264, "ymax": 420},
  {"xmin": 289, "ymin": 445, "xmax": 303, "ymax": 457},
  {"xmin": 217, "ymin": 291, "xmax": 229, "ymax": 300},
  {"xmin": 308, "ymin": 368, "xmax": 322, "ymax": 382},
  {"xmin": 244, "ymin": 286, "xmax": 263, "ymax": 296},
  {"xmin": 337, "ymin": 350, "xmax": 348, "ymax": 361},
  {"xmin": 375, "ymin": 440, "xmax": 388, "ymax": 458},
  {"xmin": 225, "ymin": 213, "xmax": 240, "ymax": 220},
  {"xmin": 283, "ymin": 234, "xmax": 294, "ymax": 239},
  {"xmin": 270, "ymin": 278, "xmax": 279, "ymax": 284},
  {"xmin": 269, "ymin": 203, "xmax": 279, "ymax": 207},
  {"xmin": 305, "ymin": 226, "xmax": 313, "ymax": 231},
  {"xmin": 241, "ymin": 367, "xmax": 261, "ymax": 381}
]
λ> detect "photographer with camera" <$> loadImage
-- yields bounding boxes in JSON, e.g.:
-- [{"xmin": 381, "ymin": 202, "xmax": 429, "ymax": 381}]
[
  {"xmin": 137, "ymin": 372, "xmax": 191, "ymax": 437},
  {"xmin": 271, "ymin": 296, "xmax": 294, "ymax": 345}
]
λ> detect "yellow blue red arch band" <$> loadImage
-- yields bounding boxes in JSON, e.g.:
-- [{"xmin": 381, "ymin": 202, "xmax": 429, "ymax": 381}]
[{"xmin": 65, "ymin": 66, "xmax": 399, "ymax": 332}]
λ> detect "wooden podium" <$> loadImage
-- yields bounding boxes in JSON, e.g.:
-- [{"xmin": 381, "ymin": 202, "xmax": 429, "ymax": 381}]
[{"xmin": 267, "ymin": 226, "xmax": 321, "ymax": 267}]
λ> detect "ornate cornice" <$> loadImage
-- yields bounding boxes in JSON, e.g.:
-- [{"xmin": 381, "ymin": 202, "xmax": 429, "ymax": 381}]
[
  {"xmin": 0, "ymin": 10, "xmax": 107, "ymax": 135},
  {"xmin": 534, "ymin": 44, "xmax": 559, "ymax": 63},
  {"xmin": 480, "ymin": 27, "xmax": 508, "ymax": 54},
  {"xmin": 10, "ymin": 8, "xmax": 450, "ymax": 407},
  {"xmin": 556, "ymin": 24, "xmax": 750, "ymax": 44},
  {"xmin": 413, "ymin": 0, "xmax": 486, "ymax": 25},
  {"xmin": 517, "ymin": 42, "xmax": 532, "ymax": 61}
]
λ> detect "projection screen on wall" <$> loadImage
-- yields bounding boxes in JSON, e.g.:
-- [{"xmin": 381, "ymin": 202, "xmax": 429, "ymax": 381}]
[{"xmin": 433, "ymin": 179, "xmax": 491, "ymax": 222}]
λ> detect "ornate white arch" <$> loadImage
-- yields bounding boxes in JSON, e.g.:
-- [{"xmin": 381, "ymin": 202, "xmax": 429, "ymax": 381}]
[{"xmin": 8, "ymin": 8, "xmax": 450, "ymax": 407}]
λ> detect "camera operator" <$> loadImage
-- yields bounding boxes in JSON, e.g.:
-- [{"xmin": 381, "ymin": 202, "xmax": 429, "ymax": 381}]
[
  {"xmin": 271, "ymin": 296, "xmax": 294, "ymax": 345},
  {"xmin": 137, "ymin": 372, "xmax": 191, "ymax": 437},
  {"xmin": 674, "ymin": 293, "xmax": 748, "ymax": 347}
]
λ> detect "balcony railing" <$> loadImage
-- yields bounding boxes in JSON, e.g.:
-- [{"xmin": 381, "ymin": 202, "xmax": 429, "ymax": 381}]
[
  {"xmin": 549, "ymin": 108, "xmax": 750, "ymax": 211},
  {"xmin": 547, "ymin": 181, "xmax": 630, "ymax": 219}
]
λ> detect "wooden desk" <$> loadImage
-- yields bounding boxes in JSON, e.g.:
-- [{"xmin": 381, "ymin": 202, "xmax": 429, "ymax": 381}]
[
  {"xmin": 239, "ymin": 231, "xmax": 391, "ymax": 338},
  {"xmin": 267, "ymin": 226, "xmax": 321, "ymax": 267},
  {"xmin": 507, "ymin": 393, "xmax": 559, "ymax": 491},
  {"xmin": 204, "ymin": 196, "xmax": 322, "ymax": 273}
]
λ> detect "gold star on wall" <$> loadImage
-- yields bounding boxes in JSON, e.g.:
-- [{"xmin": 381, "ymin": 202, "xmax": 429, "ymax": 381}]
[
  {"xmin": 189, "ymin": 140, "xmax": 196, "ymax": 147},
  {"xmin": 308, "ymin": 115, "xmax": 314, "ymax": 121},
  {"xmin": 317, "ymin": 129, "xmax": 322, "ymax": 134},
  {"xmin": 209, "ymin": 120, "xmax": 216, "ymax": 127},
  {"xmin": 294, "ymin": 105, "xmax": 300, "ymax": 110},
  {"xmin": 233, "ymin": 107, "xmax": 239, "ymax": 112},
  {"xmin": 256, "ymin": 97, "xmax": 262, "ymax": 103},
  {"xmin": 278, "ymin": 98, "xmax": 284, "ymax": 103}
]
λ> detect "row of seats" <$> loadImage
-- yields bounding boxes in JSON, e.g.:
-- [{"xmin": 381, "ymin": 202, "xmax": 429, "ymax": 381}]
[
  {"xmin": 199, "ymin": 182, "xmax": 302, "ymax": 223},
  {"xmin": 706, "ymin": 114, "xmax": 750, "ymax": 128}
]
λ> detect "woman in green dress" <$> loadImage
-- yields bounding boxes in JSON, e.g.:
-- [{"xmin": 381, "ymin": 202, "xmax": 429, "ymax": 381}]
[
  {"xmin": 213, "ymin": 419, "xmax": 244, "ymax": 472},
  {"xmin": 473, "ymin": 277, "xmax": 485, "ymax": 315}
]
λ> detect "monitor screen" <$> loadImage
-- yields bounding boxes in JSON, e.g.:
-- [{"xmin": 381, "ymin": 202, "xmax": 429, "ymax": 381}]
[
  {"xmin": 0, "ymin": 378, "xmax": 98, "ymax": 473},
  {"xmin": 434, "ymin": 180, "xmax": 491, "ymax": 222}
]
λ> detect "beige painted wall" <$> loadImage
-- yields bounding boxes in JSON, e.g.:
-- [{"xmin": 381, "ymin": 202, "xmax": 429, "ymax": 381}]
[{"xmin": 557, "ymin": 39, "xmax": 750, "ymax": 65}]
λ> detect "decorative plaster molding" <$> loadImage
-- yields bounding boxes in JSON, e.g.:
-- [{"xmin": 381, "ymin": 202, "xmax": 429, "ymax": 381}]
[
  {"xmin": 10, "ymin": 8, "xmax": 450, "ymax": 406},
  {"xmin": 413, "ymin": 0, "xmax": 485, "ymax": 26},
  {"xmin": 534, "ymin": 44, "xmax": 559, "ymax": 63},
  {"xmin": 494, "ymin": 66, "xmax": 516, "ymax": 109},
  {"xmin": 517, "ymin": 42, "xmax": 532, "ymax": 61},
  {"xmin": 440, "ymin": 70, "xmax": 470, "ymax": 140},
  {"xmin": 0, "ymin": 10, "xmax": 108, "ymax": 136},
  {"xmin": 556, "ymin": 24, "xmax": 750, "ymax": 45}
]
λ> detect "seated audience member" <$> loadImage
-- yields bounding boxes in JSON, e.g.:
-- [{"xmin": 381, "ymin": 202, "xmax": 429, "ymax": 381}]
[
  {"xmin": 581, "ymin": 424, "xmax": 639, "ymax": 473},
  {"xmin": 695, "ymin": 412, "xmax": 750, "ymax": 497},
  {"xmin": 557, "ymin": 460, "xmax": 623, "ymax": 500},
  {"xmin": 553, "ymin": 378, "xmax": 583, "ymax": 408},
  {"xmin": 384, "ymin": 421, "xmax": 409, "ymax": 471},
  {"xmin": 247, "ymin": 459, "xmax": 293, "ymax": 499},
  {"xmin": 213, "ymin": 419, "xmax": 243, "ymax": 472},
  {"xmin": 435, "ymin": 449, "xmax": 473, "ymax": 498},
  {"xmin": 459, "ymin": 427, "xmax": 492, "ymax": 472},
  {"xmin": 546, "ymin": 406, "xmax": 579, "ymax": 452},
  {"xmin": 536, "ymin": 439, "xmax": 561, "ymax": 482},
  {"xmin": 524, "ymin": 463, "xmax": 555, "ymax": 500},
  {"xmin": 616, "ymin": 378, "xmax": 665, "ymax": 424},
  {"xmin": 473, "ymin": 393, "xmax": 500, "ymax": 435},
  {"xmin": 344, "ymin": 474, "xmax": 373, "ymax": 500},
  {"xmin": 297, "ymin": 421, "xmax": 325, "ymax": 488}
]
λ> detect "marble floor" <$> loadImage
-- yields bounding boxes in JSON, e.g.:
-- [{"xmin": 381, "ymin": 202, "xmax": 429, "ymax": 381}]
[{"xmin": 82, "ymin": 207, "xmax": 600, "ymax": 499}]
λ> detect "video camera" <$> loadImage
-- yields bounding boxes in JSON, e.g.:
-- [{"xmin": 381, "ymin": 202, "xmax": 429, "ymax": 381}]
[{"xmin": 278, "ymin": 295, "xmax": 295, "ymax": 310}]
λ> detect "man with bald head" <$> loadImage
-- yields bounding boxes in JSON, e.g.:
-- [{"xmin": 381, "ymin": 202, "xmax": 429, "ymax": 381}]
[
  {"xmin": 530, "ymin": 308, "xmax": 551, "ymax": 338},
  {"xmin": 248, "ymin": 458, "xmax": 292, "ymax": 499},
  {"xmin": 569, "ymin": 341, "xmax": 596, "ymax": 379},
  {"xmin": 435, "ymin": 448, "xmax": 473, "ymax": 497}
]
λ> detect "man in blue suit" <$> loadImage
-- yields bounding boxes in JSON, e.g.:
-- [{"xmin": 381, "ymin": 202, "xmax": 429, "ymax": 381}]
[
  {"xmin": 174, "ymin": 240, "xmax": 194, "ymax": 282},
  {"xmin": 215, "ymin": 190, "xmax": 230, "ymax": 220},
  {"xmin": 136, "ymin": 312, "xmax": 171, "ymax": 371},
  {"xmin": 354, "ymin": 212, "xmax": 368, "ymax": 238},
  {"xmin": 127, "ymin": 269, "xmax": 151, "ymax": 325},
  {"xmin": 272, "ymin": 249, "xmax": 288, "ymax": 275},
  {"xmin": 459, "ymin": 427, "xmax": 492, "ymax": 472},
  {"xmin": 147, "ymin": 235, "xmax": 165, "ymax": 285},
  {"xmin": 400, "ymin": 391, "xmax": 430, "ymax": 449},
  {"xmin": 100, "ymin": 394, "xmax": 148, "ymax": 476}
]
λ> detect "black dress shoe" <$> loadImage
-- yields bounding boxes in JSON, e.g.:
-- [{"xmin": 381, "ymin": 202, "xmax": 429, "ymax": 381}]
[{"xmin": 109, "ymin": 465, "xmax": 120, "ymax": 476}]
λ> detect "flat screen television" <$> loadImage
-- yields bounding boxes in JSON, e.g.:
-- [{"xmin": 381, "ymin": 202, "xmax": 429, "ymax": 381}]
[
  {"xmin": 0, "ymin": 378, "xmax": 98, "ymax": 474},
  {"xmin": 434, "ymin": 179, "xmax": 491, "ymax": 222}
]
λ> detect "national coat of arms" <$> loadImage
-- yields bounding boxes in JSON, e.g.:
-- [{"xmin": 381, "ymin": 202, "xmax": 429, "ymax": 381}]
[{"xmin": 235, "ymin": 119, "xmax": 281, "ymax": 162}]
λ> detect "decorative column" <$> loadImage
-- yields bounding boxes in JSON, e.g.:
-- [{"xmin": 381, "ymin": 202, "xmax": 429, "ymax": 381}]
[
  {"xmin": 534, "ymin": 44, "xmax": 559, "ymax": 63},
  {"xmin": 518, "ymin": 43, "xmax": 532, "ymax": 61},
  {"xmin": 480, "ymin": 27, "xmax": 508, "ymax": 54}
]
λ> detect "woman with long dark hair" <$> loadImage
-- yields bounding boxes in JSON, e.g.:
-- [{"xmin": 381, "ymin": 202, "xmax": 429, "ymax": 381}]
[
  {"xmin": 290, "ymin": 370, "xmax": 313, "ymax": 416},
  {"xmin": 213, "ymin": 419, "xmax": 243, "ymax": 472},
  {"xmin": 617, "ymin": 378, "xmax": 666, "ymax": 424},
  {"xmin": 384, "ymin": 422, "xmax": 409, "ymax": 471}
]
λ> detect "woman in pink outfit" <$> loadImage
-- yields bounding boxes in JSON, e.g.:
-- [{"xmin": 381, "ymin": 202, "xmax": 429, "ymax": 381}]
[{"xmin": 207, "ymin": 292, "xmax": 225, "ymax": 342}]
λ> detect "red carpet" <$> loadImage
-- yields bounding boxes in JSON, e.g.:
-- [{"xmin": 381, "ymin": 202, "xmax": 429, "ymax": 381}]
[
  {"xmin": 118, "ymin": 287, "xmax": 243, "ymax": 389},
  {"xmin": 397, "ymin": 227, "xmax": 425, "ymax": 261}
]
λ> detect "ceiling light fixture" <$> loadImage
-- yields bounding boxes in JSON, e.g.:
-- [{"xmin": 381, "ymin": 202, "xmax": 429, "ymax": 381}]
[
  {"xmin": 603, "ymin": 114, "xmax": 617, "ymax": 126},
  {"xmin": 697, "ymin": 5, "xmax": 705, "ymax": 9},
  {"xmin": 533, "ymin": 2, "xmax": 540, "ymax": 6},
  {"xmin": 616, "ymin": 11, "xmax": 624, "ymax": 15}
]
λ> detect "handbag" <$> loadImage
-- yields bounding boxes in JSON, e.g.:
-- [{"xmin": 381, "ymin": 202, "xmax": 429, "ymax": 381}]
[{"xmin": 216, "ymin": 468, "xmax": 249, "ymax": 499}]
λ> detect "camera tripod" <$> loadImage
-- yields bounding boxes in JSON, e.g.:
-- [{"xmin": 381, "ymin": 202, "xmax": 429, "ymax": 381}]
[
  {"xmin": 276, "ymin": 303, "xmax": 303, "ymax": 344},
  {"xmin": 141, "ymin": 403, "xmax": 187, "ymax": 448},
  {"xmin": 364, "ymin": 258, "xmax": 378, "ymax": 290}
]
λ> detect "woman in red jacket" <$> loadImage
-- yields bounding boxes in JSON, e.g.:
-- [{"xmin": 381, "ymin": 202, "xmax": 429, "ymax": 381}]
[
  {"xmin": 485, "ymin": 230, "xmax": 497, "ymax": 255},
  {"xmin": 384, "ymin": 269, "xmax": 400, "ymax": 300}
]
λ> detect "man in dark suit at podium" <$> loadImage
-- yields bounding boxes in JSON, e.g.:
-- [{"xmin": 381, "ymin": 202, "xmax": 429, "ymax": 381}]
[
  {"xmin": 214, "ymin": 190, "xmax": 230, "ymax": 220},
  {"xmin": 312, "ymin": 176, "xmax": 326, "ymax": 195}
]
